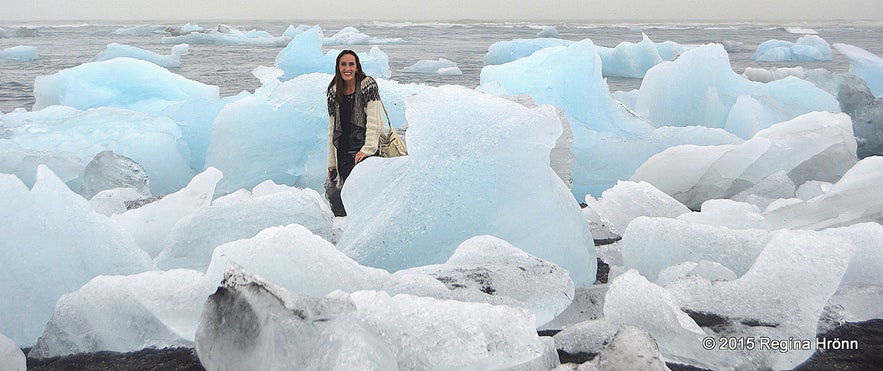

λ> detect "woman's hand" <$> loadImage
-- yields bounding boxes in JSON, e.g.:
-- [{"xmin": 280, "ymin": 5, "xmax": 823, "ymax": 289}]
[{"xmin": 354, "ymin": 151, "xmax": 369, "ymax": 164}]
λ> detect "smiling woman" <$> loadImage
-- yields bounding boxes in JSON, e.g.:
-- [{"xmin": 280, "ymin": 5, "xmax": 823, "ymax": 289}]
[
  {"xmin": 324, "ymin": 49, "xmax": 385, "ymax": 217},
  {"xmin": 2, "ymin": 0, "xmax": 882, "ymax": 21}
]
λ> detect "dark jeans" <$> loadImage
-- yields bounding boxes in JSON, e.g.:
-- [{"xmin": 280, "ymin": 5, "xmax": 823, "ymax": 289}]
[{"xmin": 326, "ymin": 152, "xmax": 356, "ymax": 217}]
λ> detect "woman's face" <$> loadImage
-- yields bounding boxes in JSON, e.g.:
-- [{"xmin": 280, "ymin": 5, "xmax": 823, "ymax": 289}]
[{"xmin": 338, "ymin": 54, "xmax": 357, "ymax": 83}]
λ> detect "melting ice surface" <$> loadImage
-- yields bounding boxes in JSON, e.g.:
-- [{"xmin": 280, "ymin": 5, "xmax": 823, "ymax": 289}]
[
  {"xmin": 0, "ymin": 45, "xmax": 39, "ymax": 61},
  {"xmin": 1, "ymin": 24, "xmax": 883, "ymax": 371}
]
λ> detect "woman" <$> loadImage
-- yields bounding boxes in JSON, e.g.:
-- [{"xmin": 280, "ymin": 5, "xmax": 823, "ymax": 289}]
[{"xmin": 326, "ymin": 50, "xmax": 384, "ymax": 216}]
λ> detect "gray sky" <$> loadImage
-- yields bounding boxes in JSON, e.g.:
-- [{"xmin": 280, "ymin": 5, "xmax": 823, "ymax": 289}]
[{"xmin": 2, "ymin": 0, "xmax": 881, "ymax": 22}]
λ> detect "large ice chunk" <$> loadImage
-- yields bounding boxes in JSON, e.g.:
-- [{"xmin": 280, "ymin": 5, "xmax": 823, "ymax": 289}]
[
  {"xmin": 0, "ymin": 45, "xmax": 39, "ymax": 61},
  {"xmin": 195, "ymin": 264, "xmax": 390, "ymax": 370},
  {"xmin": 480, "ymin": 39, "xmax": 739, "ymax": 198},
  {"xmin": 601, "ymin": 270, "xmax": 724, "ymax": 369},
  {"xmin": 350, "ymin": 290, "xmax": 557, "ymax": 370},
  {"xmin": 621, "ymin": 216, "xmax": 771, "ymax": 281},
  {"xmin": 0, "ymin": 334, "xmax": 26, "ymax": 371},
  {"xmin": 156, "ymin": 181, "xmax": 333, "ymax": 271},
  {"xmin": 666, "ymin": 230, "xmax": 856, "ymax": 369},
  {"xmin": 111, "ymin": 167, "xmax": 222, "ymax": 258},
  {"xmin": 584, "ymin": 180, "xmax": 691, "ymax": 236},
  {"xmin": 204, "ymin": 71, "xmax": 330, "ymax": 194},
  {"xmin": 0, "ymin": 166, "xmax": 155, "ymax": 346},
  {"xmin": 833, "ymin": 43, "xmax": 883, "ymax": 98},
  {"xmin": 483, "ymin": 38, "xmax": 573, "ymax": 65},
  {"xmin": 0, "ymin": 105, "xmax": 194, "ymax": 195},
  {"xmin": 597, "ymin": 33, "xmax": 683, "ymax": 78},
  {"xmin": 323, "ymin": 26, "xmax": 405, "ymax": 45},
  {"xmin": 752, "ymin": 35, "xmax": 833, "ymax": 62},
  {"xmin": 337, "ymin": 85, "xmax": 596, "ymax": 285},
  {"xmin": 765, "ymin": 156, "xmax": 883, "ymax": 230},
  {"xmin": 78, "ymin": 150, "xmax": 151, "ymax": 199},
  {"xmin": 203, "ymin": 224, "xmax": 388, "ymax": 296},
  {"xmin": 33, "ymin": 57, "xmax": 218, "ymax": 112},
  {"xmin": 403, "ymin": 58, "xmax": 462, "ymax": 75},
  {"xmin": 635, "ymin": 43, "xmax": 840, "ymax": 138},
  {"xmin": 385, "ymin": 235, "xmax": 575, "ymax": 326},
  {"xmin": 28, "ymin": 269, "xmax": 207, "ymax": 358},
  {"xmin": 92, "ymin": 43, "xmax": 189, "ymax": 68},
  {"xmin": 631, "ymin": 111, "xmax": 858, "ymax": 209},
  {"xmin": 274, "ymin": 27, "xmax": 391, "ymax": 80}
]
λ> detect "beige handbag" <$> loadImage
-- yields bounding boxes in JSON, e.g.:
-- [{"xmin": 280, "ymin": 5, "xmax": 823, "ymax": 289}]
[{"xmin": 378, "ymin": 100, "xmax": 408, "ymax": 158}]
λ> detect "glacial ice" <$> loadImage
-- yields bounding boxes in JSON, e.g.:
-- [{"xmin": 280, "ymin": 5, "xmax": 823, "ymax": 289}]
[
  {"xmin": 583, "ymin": 180, "xmax": 691, "ymax": 236},
  {"xmin": 0, "ymin": 45, "xmax": 39, "ymax": 61},
  {"xmin": 484, "ymin": 38, "xmax": 573, "ymax": 65},
  {"xmin": 111, "ymin": 168, "xmax": 222, "ymax": 258},
  {"xmin": 274, "ymin": 26, "xmax": 391, "ymax": 80},
  {"xmin": 28, "ymin": 269, "xmax": 207, "ymax": 358},
  {"xmin": 480, "ymin": 38, "xmax": 742, "ymax": 197},
  {"xmin": 385, "ymin": 235, "xmax": 575, "ymax": 326},
  {"xmin": 834, "ymin": 43, "xmax": 883, "ymax": 98},
  {"xmin": 636, "ymin": 43, "xmax": 840, "ymax": 138},
  {"xmin": 34, "ymin": 57, "xmax": 219, "ymax": 112},
  {"xmin": 337, "ymin": 85, "xmax": 596, "ymax": 285},
  {"xmin": 753, "ymin": 35, "xmax": 833, "ymax": 62},
  {"xmin": 0, "ymin": 333, "xmax": 26, "ymax": 371},
  {"xmin": 0, "ymin": 166, "xmax": 155, "ymax": 346},
  {"xmin": 403, "ymin": 58, "xmax": 462, "ymax": 75},
  {"xmin": 537, "ymin": 26, "xmax": 559, "ymax": 38},
  {"xmin": 621, "ymin": 216, "xmax": 771, "ymax": 281},
  {"xmin": 666, "ymin": 230, "xmax": 856, "ymax": 369},
  {"xmin": 324, "ymin": 26, "xmax": 405, "ymax": 45},
  {"xmin": 156, "ymin": 181, "xmax": 333, "ymax": 271},
  {"xmin": 765, "ymin": 155, "xmax": 883, "ymax": 230},
  {"xmin": 631, "ymin": 111, "xmax": 858, "ymax": 209},
  {"xmin": 195, "ymin": 264, "xmax": 556, "ymax": 370},
  {"xmin": 92, "ymin": 43, "xmax": 189, "ymax": 68},
  {"xmin": 79, "ymin": 150, "xmax": 151, "ymax": 200}
]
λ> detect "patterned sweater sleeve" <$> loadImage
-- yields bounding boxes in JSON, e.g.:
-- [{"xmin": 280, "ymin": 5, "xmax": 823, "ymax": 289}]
[
  {"xmin": 360, "ymin": 77, "xmax": 384, "ymax": 156},
  {"xmin": 327, "ymin": 87, "xmax": 338, "ymax": 168}
]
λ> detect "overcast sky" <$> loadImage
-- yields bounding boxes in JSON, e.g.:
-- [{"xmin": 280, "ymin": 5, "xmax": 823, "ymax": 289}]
[{"xmin": 2, "ymin": 0, "xmax": 881, "ymax": 23}]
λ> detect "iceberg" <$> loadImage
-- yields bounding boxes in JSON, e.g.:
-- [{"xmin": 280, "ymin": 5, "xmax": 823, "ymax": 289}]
[
  {"xmin": 156, "ymin": 182, "xmax": 334, "ymax": 271},
  {"xmin": 196, "ymin": 264, "xmax": 556, "ymax": 370},
  {"xmin": 79, "ymin": 150, "xmax": 151, "ymax": 200},
  {"xmin": 596, "ymin": 33, "xmax": 689, "ymax": 78},
  {"xmin": 92, "ymin": 43, "xmax": 189, "ymax": 68},
  {"xmin": 536, "ymin": 26, "xmax": 559, "ymax": 38},
  {"xmin": 753, "ymin": 35, "xmax": 833, "ymax": 62},
  {"xmin": 274, "ymin": 26, "xmax": 392, "ymax": 80},
  {"xmin": 111, "ymin": 168, "xmax": 222, "ymax": 258},
  {"xmin": 28, "ymin": 269, "xmax": 207, "ymax": 359},
  {"xmin": 0, "ymin": 105, "xmax": 195, "ymax": 195},
  {"xmin": 765, "ymin": 156, "xmax": 883, "ymax": 230},
  {"xmin": 666, "ymin": 230, "xmax": 856, "ymax": 369},
  {"xmin": 636, "ymin": 43, "xmax": 840, "ymax": 138},
  {"xmin": 834, "ymin": 43, "xmax": 883, "ymax": 98},
  {"xmin": 337, "ymin": 85, "xmax": 596, "ymax": 285},
  {"xmin": 112, "ymin": 24, "xmax": 166, "ymax": 36},
  {"xmin": 0, "ymin": 334, "xmax": 26, "ymax": 371},
  {"xmin": 33, "ymin": 57, "xmax": 219, "ymax": 113},
  {"xmin": 481, "ymin": 39, "xmax": 742, "ymax": 198},
  {"xmin": 631, "ymin": 111, "xmax": 858, "ymax": 209},
  {"xmin": 0, "ymin": 45, "xmax": 39, "ymax": 61},
  {"xmin": 324, "ymin": 26, "xmax": 405, "ymax": 45},
  {"xmin": 584, "ymin": 180, "xmax": 691, "ymax": 236},
  {"xmin": 484, "ymin": 38, "xmax": 573, "ymax": 65},
  {"xmin": 386, "ymin": 235, "xmax": 575, "ymax": 326},
  {"xmin": 403, "ymin": 58, "xmax": 462, "ymax": 75},
  {"xmin": 0, "ymin": 166, "xmax": 155, "ymax": 346}
]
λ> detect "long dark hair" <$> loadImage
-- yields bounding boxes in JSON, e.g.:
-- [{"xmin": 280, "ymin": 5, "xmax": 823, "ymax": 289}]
[{"xmin": 328, "ymin": 50, "xmax": 366, "ymax": 103}]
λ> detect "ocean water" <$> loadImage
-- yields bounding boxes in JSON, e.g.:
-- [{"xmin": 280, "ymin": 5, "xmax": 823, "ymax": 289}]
[{"xmin": 1, "ymin": 20, "xmax": 882, "ymax": 113}]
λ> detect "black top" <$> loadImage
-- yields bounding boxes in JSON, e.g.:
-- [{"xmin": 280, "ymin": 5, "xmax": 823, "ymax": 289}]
[{"xmin": 338, "ymin": 92, "xmax": 366, "ymax": 155}]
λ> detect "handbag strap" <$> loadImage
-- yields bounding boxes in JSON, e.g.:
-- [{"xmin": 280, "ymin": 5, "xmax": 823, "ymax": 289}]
[{"xmin": 379, "ymin": 98, "xmax": 394, "ymax": 133}]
